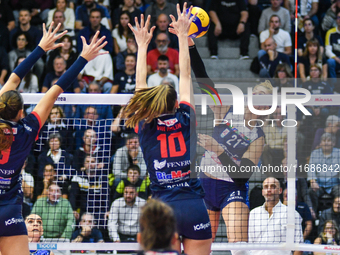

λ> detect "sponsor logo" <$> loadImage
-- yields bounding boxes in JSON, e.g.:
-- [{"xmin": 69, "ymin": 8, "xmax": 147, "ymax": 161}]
[
  {"xmin": 0, "ymin": 169, "xmax": 15, "ymax": 175},
  {"xmin": 5, "ymin": 217, "xmax": 24, "ymax": 226},
  {"xmin": 24, "ymin": 124, "xmax": 32, "ymax": 132},
  {"xmin": 220, "ymin": 128, "xmax": 230, "ymax": 138},
  {"xmin": 166, "ymin": 160, "xmax": 191, "ymax": 168},
  {"xmin": 193, "ymin": 222, "xmax": 211, "ymax": 231},
  {"xmin": 315, "ymin": 97, "xmax": 332, "ymax": 102},
  {"xmin": 0, "ymin": 177, "xmax": 11, "ymax": 185},
  {"xmin": 56, "ymin": 97, "xmax": 66, "ymax": 101},
  {"xmin": 156, "ymin": 170, "xmax": 191, "ymax": 182},
  {"xmin": 157, "ymin": 118, "xmax": 178, "ymax": 127},
  {"xmin": 154, "ymin": 159, "xmax": 166, "ymax": 170},
  {"xmin": 37, "ymin": 244, "xmax": 57, "ymax": 250}
]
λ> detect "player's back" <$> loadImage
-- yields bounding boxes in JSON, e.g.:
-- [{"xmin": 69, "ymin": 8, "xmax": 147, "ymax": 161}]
[
  {"xmin": 0, "ymin": 112, "xmax": 41, "ymax": 205},
  {"xmin": 137, "ymin": 102, "xmax": 203, "ymax": 202}
]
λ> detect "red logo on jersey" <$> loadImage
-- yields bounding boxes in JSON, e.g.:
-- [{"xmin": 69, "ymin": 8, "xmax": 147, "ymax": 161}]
[{"xmin": 158, "ymin": 118, "xmax": 178, "ymax": 127}]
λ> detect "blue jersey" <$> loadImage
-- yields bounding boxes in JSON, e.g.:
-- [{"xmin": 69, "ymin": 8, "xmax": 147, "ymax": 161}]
[
  {"xmin": 200, "ymin": 107, "xmax": 264, "ymax": 182},
  {"xmin": 137, "ymin": 102, "xmax": 204, "ymax": 201},
  {"xmin": 0, "ymin": 112, "xmax": 41, "ymax": 205}
]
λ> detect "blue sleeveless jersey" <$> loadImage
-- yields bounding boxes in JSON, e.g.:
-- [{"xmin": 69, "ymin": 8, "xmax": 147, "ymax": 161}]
[
  {"xmin": 200, "ymin": 107, "xmax": 265, "ymax": 182},
  {"xmin": 0, "ymin": 112, "xmax": 41, "ymax": 205},
  {"xmin": 137, "ymin": 102, "xmax": 204, "ymax": 201}
]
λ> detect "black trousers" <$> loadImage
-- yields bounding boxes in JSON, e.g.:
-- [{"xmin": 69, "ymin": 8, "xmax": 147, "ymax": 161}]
[{"xmin": 207, "ymin": 21, "xmax": 250, "ymax": 56}]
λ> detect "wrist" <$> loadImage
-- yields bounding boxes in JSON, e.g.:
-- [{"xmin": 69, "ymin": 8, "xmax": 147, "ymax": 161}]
[{"xmin": 239, "ymin": 21, "xmax": 246, "ymax": 25}]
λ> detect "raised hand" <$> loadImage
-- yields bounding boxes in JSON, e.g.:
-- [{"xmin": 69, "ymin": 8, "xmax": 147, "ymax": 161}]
[
  {"xmin": 169, "ymin": 3, "xmax": 196, "ymax": 37},
  {"xmin": 128, "ymin": 14, "xmax": 155, "ymax": 48},
  {"xmin": 80, "ymin": 31, "xmax": 108, "ymax": 61},
  {"xmin": 38, "ymin": 22, "xmax": 68, "ymax": 51}
]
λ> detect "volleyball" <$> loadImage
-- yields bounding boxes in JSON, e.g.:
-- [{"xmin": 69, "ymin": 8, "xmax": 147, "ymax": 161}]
[{"xmin": 186, "ymin": 7, "xmax": 210, "ymax": 38}]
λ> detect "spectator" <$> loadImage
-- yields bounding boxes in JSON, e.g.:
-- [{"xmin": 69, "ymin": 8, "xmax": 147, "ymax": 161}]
[
  {"xmin": 298, "ymin": 18, "xmax": 324, "ymax": 57},
  {"xmin": 75, "ymin": 82, "xmax": 113, "ymax": 119},
  {"xmin": 282, "ymin": 189, "xmax": 313, "ymax": 241},
  {"xmin": 108, "ymin": 185, "xmax": 146, "ymax": 242},
  {"xmin": 302, "ymin": 64, "xmax": 332, "ymax": 94},
  {"xmin": 34, "ymin": 163, "xmax": 69, "ymax": 200},
  {"xmin": 42, "ymin": 56, "xmax": 81, "ymax": 93},
  {"xmin": 296, "ymin": 0, "xmax": 319, "ymax": 29},
  {"xmin": 248, "ymin": 177, "xmax": 303, "ymax": 254},
  {"xmin": 9, "ymin": 32, "xmax": 44, "ymax": 80},
  {"xmin": 312, "ymin": 115, "xmax": 340, "ymax": 151},
  {"xmin": 69, "ymin": 156, "xmax": 108, "ymax": 221},
  {"xmin": 147, "ymin": 32, "xmax": 179, "ymax": 76},
  {"xmin": 71, "ymin": 213, "xmax": 104, "ymax": 243},
  {"xmin": 112, "ymin": 11, "xmax": 133, "ymax": 55},
  {"xmin": 0, "ymin": 0, "xmax": 15, "ymax": 31},
  {"xmin": 111, "ymin": 53, "xmax": 136, "ymax": 94},
  {"xmin": 0, "ymin": 46, "xmax": 8, "ymax": 86},
  {"xmin": 314, "ymin": 220, "xmax": 340, "ymax": 250},
  {"xmin": 144, "ymin": 0, "xmax": 177, "ymax": 27},
  {"xmin": 318, "ymin": 197, "xmax": 340, "ymax": 234},
  {"xmin": 148, "ymin": 13, "xmax": 178, "ymax": 51},
  {"xmin": 262, "ymin": 107, "xmax": 287, "ymax": 167},
  {"xmin": 147, "ymin": 55, "xmax": 179, "ymax": 92},
  {"xmin": 113, "ymin": 164, "xmax": 150, "ymax": 200},
  {"xmin": 10, "ymin": 9, "xmax": 42, "ymax": 51},
  {"xmin": 31, "ymin": 184, "xmax": 75, "ymax": 240},
  {"xmin": 21, "ymin": 159, "xmax": 34, "ymax": 218},
  {"xmin": 110, "ymin": 106, "xmax": 136, "ymax": 154},
  {"xmin": 325, "ymin": 11, "xmax": 340, "ymax": 79},
  {"xmin": 258, "ymin": 0, "xmax": 291, "ymax": 33},
  {"xmin": 273, "ymin": 63, "xmax": 293, "ymax": 91},
  {"xmin": 37, "ymin": 132, "xmax": 74, "ymax": 180},
  {"xmin": 37, "ymin": 105, "xmax": 74, "ymax": 152},
  {"xmin": 46, "ymin": 34, "xmax": 79, "ymax": 73},
  {"xmin": 111, "ymin": 0, "xmax": 142, "ymax": 28},
  {"xmin": 29, "ymin": 0, "xmax": 55, "ymax": 26},
  {"xmin": 299, "ymin": 39, "xmax": 327, "ymax": 82},
  {"xmin": 308, "ymin": 133, "xmax": 340, "ymax": 213},
  {"xmin": 207, "ymin": 0, "xmax": 250, "ymax": 59},
  {"xmin": 75, "ymin": 0, "xmax": 112, "ymax": 30},
  {"xmin": 259, "ymin": 15, "xmax": 292, "ymax": 60},
  {"xmin": 15, "ymin": 57, "xmax": 39, "ymax": 93},
  {"xmin": 48, "ymin": 10, "xmax": 76, "ymax": 38},
  {"xmin": 322, "ymin": 0, "xmax": 340, "ymax": 36},
  {"xmin": 112, "ymin": 133, "xmax": 147, "ymax": 179},
  {"xmin": 115, "ymin": 34, "xmax": 137, "ymax": 73},
  {"xmin": 78, "ymin": 32, "xmax": 114, "ymax": 93},
  {"xmin": 259, "ymin": 37, "xmax": 291, "ymax": 78},
  {"xmin": 73, "ymin": 129, "xmax": 107, "ymax": 172},
  {"xmin": 47, "ymin": 0, "xmax": 75, "ymax": 29},
  {"xmin": 77, "ymin": 8, "xmax": 113, "ymax": 54}
]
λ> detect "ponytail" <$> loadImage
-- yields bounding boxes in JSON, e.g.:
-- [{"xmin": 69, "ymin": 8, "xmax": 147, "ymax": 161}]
[
  {"xmin": 123, "ymin": 85, "xmax": 177, "ymax": 128},
  {"xmin": 0, "ymin": 122, "xmax": 13, "ymax": 152},
  {"xmin": 0, "ymin": 90, "xmax": 24, "ymax": 121}
]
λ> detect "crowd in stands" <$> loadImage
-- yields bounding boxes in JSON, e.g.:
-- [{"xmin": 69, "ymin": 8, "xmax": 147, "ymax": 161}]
[{"xmin": 3, "ymin": 0, "xmax": 340, "ymax": 250}]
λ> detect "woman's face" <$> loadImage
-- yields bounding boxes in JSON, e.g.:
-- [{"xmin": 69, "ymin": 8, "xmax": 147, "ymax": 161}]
[
  {"xmin": 49, "ymin": 138, "xmax": 60, "ymax": 150},
  {"xmin": 325, "ymin": 222, "xmax": 336, "ymax": 237},
  {"xmin": 56, "ymin": 0, "xmax": 66, "ymax": 10},
  {"xmin": 50, "ymin": 108, "xmax": 61, "ymax": 123},
  {"xmin": 120, "ymin": 14, "xmax": 130, "ymax": 27},
  {"xmin": 308, "ymin": 44, "xmax": 318, "ymax": 55},
  {"xmin": 125, "ymin": 56, "xmax": 136, "ymax": 70},
  {"xmin": 17, "ymin": 34, "xmax": 28, "ymax": 50},
  {"xmin": 310, "ymin": 67, "xmax": 320, "ymax": 79},
  {"xmin": 277, "ymin": 70, "xmax": 287, "ymax": 79},
  {"xmin": 62, "ymin": 38, "xmax": 71, "ymax": 51}
]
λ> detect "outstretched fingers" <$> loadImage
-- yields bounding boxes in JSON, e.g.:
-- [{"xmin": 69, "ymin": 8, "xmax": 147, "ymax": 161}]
[
  {"xmin": 96, "ymin": 39, "xmax": 108, "ymax": 51},
  {"xmin": 140, "ymin": 14, "xmax": 145, "ymax": 29},
  {"xmin": 91, "ymin": 31, "xmax": 100, "ymax": 45},
  {"xmin": 176, "ymin": 3, "xmax": 182, "ymax": 18},
  {"xmin": 52, "ymin": 23, "xmax": 62, "ymax": 36},
  {"xmin": 134, "ymin": 16, "xmax": 140, "ymax": 30},
  {"xmin": 55, "ymin": 29, "xmax": 68, "ymax": 40}
]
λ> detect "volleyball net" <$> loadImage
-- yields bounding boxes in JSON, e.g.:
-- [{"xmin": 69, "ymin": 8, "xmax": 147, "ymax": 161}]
[{"xmin": 22, "ymin": 78, "xmax": 340, "ymax": 254}]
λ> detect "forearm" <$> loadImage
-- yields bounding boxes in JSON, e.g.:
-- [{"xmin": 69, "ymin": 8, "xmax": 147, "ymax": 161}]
[
  {"xmin": 209, "ymin": 11, "xmax": 221, "ymax": 26},
  {"xmin": 240, "ymin": 11, "xmax": 248, "ymax": 23},
  {"xmin": 136, "ymin": 46, "xmax": 148, "ymax": 89}
]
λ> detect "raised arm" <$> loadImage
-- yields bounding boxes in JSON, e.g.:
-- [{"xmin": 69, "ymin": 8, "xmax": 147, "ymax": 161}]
[
  {"xmin": 33, "ymin": 31, "xmax": 108, "ymax": 125},
  {"xmin": 128, "ymin": 15, "xmax": 155, "ymax": 90},
  {"xmin": 0, "ymin": 22, "xmax": 67, "ymax": 97},
  {"xmin": 169, "ymin": 3, "xmax": 196, "ymax": 104}
]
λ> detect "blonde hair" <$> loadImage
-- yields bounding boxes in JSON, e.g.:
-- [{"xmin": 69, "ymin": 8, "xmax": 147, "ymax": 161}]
[
  {"xmin": 123, "ymin": 84, "xmax": 177, "ymax": 128},
  {"xmin": 139, "ymin": 199, "xmax": 176, "ymax": 251},
  {"xmin": 321, "ymin": 220, "xmax": 340, "ymax": 242},
  {"xmin": 253, "ymin": 80, "xmax": 273, "ymax": 94}
]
